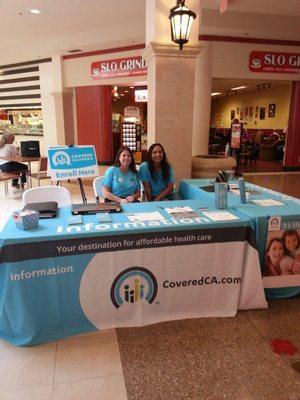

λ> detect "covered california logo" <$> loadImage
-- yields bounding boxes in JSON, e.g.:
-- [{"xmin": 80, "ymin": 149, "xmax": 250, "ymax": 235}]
[
  {"xmin": 110, "ymin": 267, "xmax": 158, "ymax": 308},
  {"xmin": 52, "ymin": 151, "xmax": 71, "ymax": 167}
]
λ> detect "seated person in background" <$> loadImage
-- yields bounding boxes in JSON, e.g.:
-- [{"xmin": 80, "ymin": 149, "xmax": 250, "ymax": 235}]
[
  {"xmin": 0, "ymin": 133, "xmax": 28, "ymax": 188},
  {"xmin": 139, "ymin": 143, "xmax": 174, "ymax": 201},
  {"xmin": 102, "ymin": 146, "xmax": 140, "ymax": 203}
]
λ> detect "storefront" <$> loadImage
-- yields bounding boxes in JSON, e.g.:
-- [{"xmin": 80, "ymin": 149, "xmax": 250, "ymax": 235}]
[
  {"xmin": 63, "ymin": 47, "xmax": 147, "ymax": 164},
  {"xmin": 58, "ymin": 40, "xmax": 300, "ymax": 174}
]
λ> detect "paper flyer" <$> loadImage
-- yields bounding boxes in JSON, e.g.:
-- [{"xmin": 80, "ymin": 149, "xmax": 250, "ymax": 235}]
[
  {"xmin": 250, "ymin": 199, "xmax": 285, "ymax": 207},
  {"xmin": 201, "ymin": 211, "xmax": 239, "ymax": 222},
  {"xmin": 164, "ymin": 206, "xmax": 199, "ymax": 219},
  {"xmin": 126, "ymin": 212, "xmax": 165, "ymax": 222}
]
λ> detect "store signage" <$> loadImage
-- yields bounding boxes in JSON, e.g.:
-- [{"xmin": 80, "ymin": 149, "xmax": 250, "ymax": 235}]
[
  {"xmin": 231, "ymin": 123, "xmax": 243, "ymax": 149},
  {"xmin": 124, "ymin": 106, "xmax": 140, "ymax": 118},
  {"xmin": 91, "ymin": 56, "xmax": 147, "ymax": 79},
  {"xmin": 249, "ymin": 51, "xmax": 300, "ymax": 74},
  {"xmin": 47, "ymin": 145, "xmax": 98, "ymax": 181},
  {"xmin": 135, "ymin": 89, "xmax": 148, "ymax": 102}
]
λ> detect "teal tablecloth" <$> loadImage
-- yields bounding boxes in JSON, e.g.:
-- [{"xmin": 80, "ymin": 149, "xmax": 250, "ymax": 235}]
[
  {"xmin": 0, "ymin": 199, "xmax": 266, "ymax": 345},
  {"xmin": 180, "ymin": 179, "xmax": 300, "ymax": 299}
]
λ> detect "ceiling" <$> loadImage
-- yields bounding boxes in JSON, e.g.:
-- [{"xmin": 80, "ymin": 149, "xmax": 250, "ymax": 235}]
[
  {"xmin": 212, "ymin": 78, "xmax": 290, "ymax": 97},
  {"xmin": 0, "ymin": 0, "xmax": 300, "ymax": 65}
]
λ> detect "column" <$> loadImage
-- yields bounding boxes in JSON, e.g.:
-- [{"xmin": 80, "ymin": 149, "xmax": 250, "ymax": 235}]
[
  {"xmin": 192, "ymin": 42, "xmax": 212, "ymax": 156},
  {"xmin": 39, "ymin": 55, "xmax": 66, "ymax": 149},
  {"xmin": 144, "ymin": 0, "xmax": 202, "ymax": 182},
  {"xmin": 284, "ymin": 81, "xmax": 300, "ymax": 169}
]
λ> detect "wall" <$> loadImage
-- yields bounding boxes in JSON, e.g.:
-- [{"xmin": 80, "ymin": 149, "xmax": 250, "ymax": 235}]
[
  {"xmin": 39, "ymin": 62, "xmax": 56, "ymax": 153},
  {"xmin": 211, "ymin": 83, "xmax": 292, "ymax": 130},
  {"xmin": 212, "ymin": 42, "xmax": 300, "ymax": 81}
]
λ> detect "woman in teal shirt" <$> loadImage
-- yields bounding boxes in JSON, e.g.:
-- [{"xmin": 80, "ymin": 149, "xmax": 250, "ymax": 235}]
[
  {"xmin": 139, "ymin": 143, "xmax": 174, "ymax": 201},
  {"xmin": 103, "ymin": 146, "xmax": 140, "ymax": 203}
]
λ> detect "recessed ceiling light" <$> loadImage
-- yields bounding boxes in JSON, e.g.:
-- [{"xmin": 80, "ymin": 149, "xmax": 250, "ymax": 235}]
[
  {"xmin": 211, "ymin": 92, "xmax": 221, "ymax": 96},
  {"xmin": 29, "ymin": 9, "xmax": 42, "ymax": 14},
  {"xmin": 231, "ymin": 86, "xmax": 247, "ymax": 91},
  {"xmin": 130, "ymin": 86, "xmax": 134, "ymax": 89}
]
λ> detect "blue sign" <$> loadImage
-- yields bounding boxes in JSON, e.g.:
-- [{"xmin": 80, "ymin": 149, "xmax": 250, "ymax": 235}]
[{"xmin": 47, "ymin": 146, "xmax": 98, "ymax": 181}]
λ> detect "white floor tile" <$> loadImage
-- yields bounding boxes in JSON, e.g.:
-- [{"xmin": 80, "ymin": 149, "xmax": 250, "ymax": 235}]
[
  {"xmin": 0, "ymin": 386, "xmax": 53, "ymax": 400},
  {"xmin": 52, "ymin": 375, "xmax": 127, "ymax": 400},
  {"xmin": 54, "ymin": 332, "xmax": 122, "ymax": 383},
  {"xmin": 0, "ymin": 343, "xmax": 57, "ymax": 392}
]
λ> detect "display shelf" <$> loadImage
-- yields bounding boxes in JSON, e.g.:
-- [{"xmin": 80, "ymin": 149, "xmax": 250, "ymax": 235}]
[{"xmin": 121, "ymin": 122, "xmax": 141, "ymax": 152}]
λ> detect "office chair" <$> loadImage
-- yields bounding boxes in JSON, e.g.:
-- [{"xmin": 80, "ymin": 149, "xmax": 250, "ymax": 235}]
[{"xmin": 22, "ymin": 186, "xmax": 72, "ymax": 207}]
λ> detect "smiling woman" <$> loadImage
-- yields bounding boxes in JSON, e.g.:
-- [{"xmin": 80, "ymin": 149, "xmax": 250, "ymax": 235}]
[
  {"xmin": 102, "ymin": 146, "xmax": 141, "ymax": 203},
  {"xmin": 139, "ymin": 143, "xmax": 175, "ymax": 201}
]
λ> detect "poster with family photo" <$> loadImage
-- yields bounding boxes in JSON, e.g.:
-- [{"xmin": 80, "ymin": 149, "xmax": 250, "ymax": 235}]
[
  {"xmin": 255, "ymin": 106, "xmax": 259, "ymax": 118},
  {"xmin": 244, "ymin": 107, "xmax": 249, "ymax": 120},
  {"xmin": 263, "ymin": 216, "xmax": 300, "ymax": 288}
]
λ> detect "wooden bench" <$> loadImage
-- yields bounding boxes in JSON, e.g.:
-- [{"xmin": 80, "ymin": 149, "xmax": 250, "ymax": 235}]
[{"xmin": 0, "ymin": 171, "xmax": 23, "ymax": 195}]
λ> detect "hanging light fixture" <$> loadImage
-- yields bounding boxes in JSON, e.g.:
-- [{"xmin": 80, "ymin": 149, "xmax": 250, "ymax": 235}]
[{"xmin": 169, "ymin": 0, "xmax": 196, "ymax": 50}]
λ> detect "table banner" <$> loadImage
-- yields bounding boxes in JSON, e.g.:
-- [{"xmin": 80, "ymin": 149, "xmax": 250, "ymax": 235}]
[
  {"xmin": 0, "ymin": 227, "xmax": 266, "ymax": 346},
  {"xmin": 263, "ymin": 216, "xmax": 300, "ymax": 288}
]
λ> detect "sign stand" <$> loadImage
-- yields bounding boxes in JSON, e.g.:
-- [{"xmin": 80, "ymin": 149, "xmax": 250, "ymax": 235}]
[{"xmin": 78, "ymin": 178, "xmax": 87, "ymax": 204}]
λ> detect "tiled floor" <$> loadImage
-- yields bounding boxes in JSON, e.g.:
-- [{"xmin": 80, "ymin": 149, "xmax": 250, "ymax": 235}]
[{"xmin": 0, "ymin": 172, "xmax": 299, "ymax": 399}]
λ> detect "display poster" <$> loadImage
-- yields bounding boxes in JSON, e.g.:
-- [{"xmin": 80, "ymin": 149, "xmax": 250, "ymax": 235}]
[
  {"xmin": 249, "ymin": 51, "xmax": 300, "ymax": 73},
  {"xmin": 91, "ymin": 56, "xmax": 147, "ymax": 79},
  {"xmin": 47, "ymin": 145, "xmax": 98, "ymax": 181},
  {"xmin": 263, "ymin": 216, "xmax": 300, "ymax": 288},
  {"xmin": 124, "ymin": 106, "xmax": 140, "ymax": 118},
  {"xmin": 231, "ymin": 123, "xmax": 243, "ymax": 149}
]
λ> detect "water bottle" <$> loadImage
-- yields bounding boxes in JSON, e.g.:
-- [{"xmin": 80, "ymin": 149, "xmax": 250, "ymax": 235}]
[
  {"xmin": 238, "ymin": 177, "xmax": 246, "ymax": 203},
  {"xmin": 214, "ymin": 182, "xmax": 228, "ymax": 209}
]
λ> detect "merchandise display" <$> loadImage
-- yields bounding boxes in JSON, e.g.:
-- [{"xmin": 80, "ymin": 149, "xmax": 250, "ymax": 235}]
[{"xmin": 121, "ymin": 122, "xmax": 141, "ymax": 152}]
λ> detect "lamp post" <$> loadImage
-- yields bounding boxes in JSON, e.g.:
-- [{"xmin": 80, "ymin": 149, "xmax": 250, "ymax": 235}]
[{"xmin": 169, "ymin": 0, "xmax": 197, "ymax": 50}]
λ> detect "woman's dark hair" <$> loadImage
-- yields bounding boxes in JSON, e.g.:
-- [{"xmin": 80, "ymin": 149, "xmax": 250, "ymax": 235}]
[
  {"xmin": 146, "ymin": 143, "xmax": 170, "ymax": 182},
  {"xmin": 114, "ymin": 146, "xmax": 137, "ymax": 174},
  {"xmin": 282, "ymin": 229, "xmax": 300, "ymax": 256}
]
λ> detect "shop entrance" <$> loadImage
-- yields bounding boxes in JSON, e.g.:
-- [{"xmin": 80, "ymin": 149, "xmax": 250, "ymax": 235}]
[
  {"xmin": 111, "ymin": 85, "xmax": 147, "ymax": 164},
  {"xmin": 209, "ymin": 78, "xmax": 292, "ymax": 173}
]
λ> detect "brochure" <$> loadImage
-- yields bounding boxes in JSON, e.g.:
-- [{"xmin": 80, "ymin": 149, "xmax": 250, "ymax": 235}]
[
  {"xmin": 164, "ymin": 206, "xmax": 199, "ymax": 219},
  {"xmin": 126, "ymin": 212, "xmax": 165, "ymax": 222},
  {"xmin": 250, "ymin": 199, "xmax": 285, "ymax": 207},
  {"xmin": 201, "ymin": 211, "xmax": 239, "ymax": 221},
  {"xmin": 230, "ymin": 187, "xmax": 261, "ymax": 196}
]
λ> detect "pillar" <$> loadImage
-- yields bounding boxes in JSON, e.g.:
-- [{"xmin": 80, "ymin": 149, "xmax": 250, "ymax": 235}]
[
  {"xmin": 284, "ymin": 81, "xmax": 300, "ymax": 169},
  {"xmin": 192, "ymin": 42, "xmax": 212, "ymax": 156},
  {"xmin": 144, "ymin": 0, "xmax": 202, "ymax": 183}
]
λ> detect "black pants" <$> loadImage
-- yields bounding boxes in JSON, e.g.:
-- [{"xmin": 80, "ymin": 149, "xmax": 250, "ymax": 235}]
[{"xmin": 0, "ymin": 162, "xmax": 28, "ymax": 185}]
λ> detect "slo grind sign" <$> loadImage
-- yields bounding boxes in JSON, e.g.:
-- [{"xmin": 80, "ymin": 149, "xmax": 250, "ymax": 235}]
[{"xmin": 249, "ymin": 51, "xmax": 300, "ymax": 73}]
